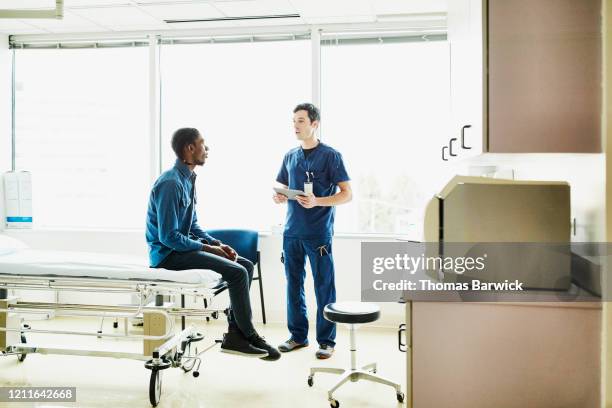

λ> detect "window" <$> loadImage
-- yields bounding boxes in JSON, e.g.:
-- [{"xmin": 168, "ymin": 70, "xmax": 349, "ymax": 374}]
[
  {"xmin": 321, "ymin": 40, "xmax": 453, "ymax": 237},
  {"xmin": 14, "ymin": 47, "xmax": 149, "ymax": 229},
  {"xmin": 12, "ymin": 35, "xmax": 451, "ymax": 235},
  {"xmin": 160, "ymin": 40, "xmax": 311, "ymax": 231}
]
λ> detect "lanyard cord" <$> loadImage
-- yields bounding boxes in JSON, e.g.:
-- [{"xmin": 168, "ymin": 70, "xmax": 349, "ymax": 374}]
[{"xmin": 302, "ymin": 152, "xmax": 314, "ymax": 182}]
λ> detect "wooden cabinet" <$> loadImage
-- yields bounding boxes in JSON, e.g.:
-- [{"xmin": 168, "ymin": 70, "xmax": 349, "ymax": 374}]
[
  {"xmin": 445, "ymin": 0, "xmax": 602, "ymax": 156},
  {"xmin": 488, "ymin": 0, "xmax": 601, "ymax": 153},
  {"xmin": 407, "ymin": 302, "xmax": 601, "ymax": 408}
]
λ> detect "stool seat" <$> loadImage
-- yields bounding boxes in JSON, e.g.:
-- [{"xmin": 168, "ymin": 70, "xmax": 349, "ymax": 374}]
[{"xmin": 323, "ymin": 302, "xmax": 380, "ymax": 324}]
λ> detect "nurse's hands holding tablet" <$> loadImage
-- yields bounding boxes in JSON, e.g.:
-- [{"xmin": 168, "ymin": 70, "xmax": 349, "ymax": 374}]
[
  {"xmin": 273, "ymin": 192, "xmax": 288, "ymax": 204},
  {"xmin": 296, "ymin": 194, "xmax": 317, "ymax": 209}
]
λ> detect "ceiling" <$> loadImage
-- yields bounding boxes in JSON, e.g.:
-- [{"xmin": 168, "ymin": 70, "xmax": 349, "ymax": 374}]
[{"xmin": 0, "ymin": 0, "xmax": 447, "ymax": 35}]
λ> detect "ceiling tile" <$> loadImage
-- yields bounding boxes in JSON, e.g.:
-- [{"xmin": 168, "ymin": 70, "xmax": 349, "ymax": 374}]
[
  {"xmin": 0, "ymin": 27, "xmax": 48, "ymax": 34},
  {"xmin": 0, "ymin": 19, "xmax": 48, "ymax": 34},
  {"xmin": 134, "ymin": 0, "xmax": 210, "ymax": 3},
  {"xmin": 65, "ymin": 0, "xmax": 132, "ymax": 7},
  {"xmin": 290, "ymin": 0, "xmax": 373, "ymax": 18},
  {"xmin": 212, "ymin": 0, "xmax": 296, "ymax": 17},
  {"xmin": 0, "ymin": 0, "xmax": 56, "ymax": 9},
  {"xmin": 71, "ymin": 5, "xmax": 164, "ymax": 27},
  {"xmin": 0, "ymin": 19, "xmax": 40, "ymax": 30},
  {"xmin": 164, "ymin": 15, "xmax": 303, "ymax": 29},
  {"xmin": 302, "ymin": 15, "xmax": 375, "ymax": 25},
  {"xmin": 372, "ymin": 0, "xmax": 446, "ymax": 15},
  {"xmin": 138, "ymin": 3, "xmax": 224, "ymax": 20},
  {"xmin": 18, "ymin": 10, "xmax": 105, "ymax": 32}
]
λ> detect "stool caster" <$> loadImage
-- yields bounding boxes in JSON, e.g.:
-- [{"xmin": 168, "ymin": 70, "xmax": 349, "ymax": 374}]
[
  {"xmin": 329, "ymin": 398, "xmax": 340, "ymax": 408},
  {"xmin": 397, "ymin": 391, "xmax": 405, "ymax": 403},
  {"xmin": 307, "ymin": 375, "xmax": 313, "ymax": 387}
]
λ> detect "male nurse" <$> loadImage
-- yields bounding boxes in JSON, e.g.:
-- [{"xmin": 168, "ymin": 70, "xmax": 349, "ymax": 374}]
[{"xmin": 273, "ymin": 103, "xmax": 352, "ymax": 359}]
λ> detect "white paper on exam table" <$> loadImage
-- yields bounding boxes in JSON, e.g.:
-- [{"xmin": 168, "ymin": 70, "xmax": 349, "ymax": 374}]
[{"xmin": 273, "ymin": 187, "xmax": 306, "ymax": 200}]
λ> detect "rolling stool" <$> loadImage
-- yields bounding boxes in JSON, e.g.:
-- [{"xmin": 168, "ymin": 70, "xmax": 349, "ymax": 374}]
[{"xmin": 308, "ymin": 302, "xmax": 404, "ymax": 407}]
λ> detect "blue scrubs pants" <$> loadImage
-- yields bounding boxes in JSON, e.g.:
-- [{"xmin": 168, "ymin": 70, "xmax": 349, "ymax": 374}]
[{"xmin": 283, "ymin": 236, "xmax": 336, "ymax": 347}]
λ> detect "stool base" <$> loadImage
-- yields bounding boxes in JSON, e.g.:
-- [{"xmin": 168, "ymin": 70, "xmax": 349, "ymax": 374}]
[{"xmin": 309, "ymin": 362, "xmax": 404, "ymax": 406}]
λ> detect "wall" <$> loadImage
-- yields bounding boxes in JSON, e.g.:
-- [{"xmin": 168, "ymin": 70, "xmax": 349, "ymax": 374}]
[
  {"xmin": 464, "ymin": 153, "xmax": 606, "ymax": 242},
  {"xmin": 604, "ymin": 0, "xmax": 612, "ymax": 405},
  {"xmin": 0, "ymin": 35, "xmax": 11, "ymax": 232}
]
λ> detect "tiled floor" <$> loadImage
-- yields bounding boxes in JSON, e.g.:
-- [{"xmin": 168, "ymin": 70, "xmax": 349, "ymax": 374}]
[{"xmin": 0, "ymin": 317, "xmax": 406, "ymax": 408}]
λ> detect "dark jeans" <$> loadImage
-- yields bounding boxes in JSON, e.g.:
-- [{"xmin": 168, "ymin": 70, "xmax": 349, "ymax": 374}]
[{"xmin": 157, "ymin": 250, "xmax": 256, "ymax": 338}]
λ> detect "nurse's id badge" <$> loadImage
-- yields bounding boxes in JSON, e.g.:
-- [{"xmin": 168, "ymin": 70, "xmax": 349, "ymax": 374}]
[{"xmin": 304, "ymin": 181, "xmax": 313, "ymax": 195}]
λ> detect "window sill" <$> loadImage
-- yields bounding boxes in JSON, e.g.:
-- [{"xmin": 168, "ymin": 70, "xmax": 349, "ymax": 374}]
[{"xmin": 3, "ymin": 227, "xmax": 415, "ymax": 241}]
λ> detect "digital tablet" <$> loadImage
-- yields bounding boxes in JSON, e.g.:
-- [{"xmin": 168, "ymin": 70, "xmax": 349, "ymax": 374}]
[{"xmin": 273, "ymin": 187, "xmax": 306, "ymax": 200}]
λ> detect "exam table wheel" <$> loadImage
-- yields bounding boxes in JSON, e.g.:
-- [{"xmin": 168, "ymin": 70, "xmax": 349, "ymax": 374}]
[
  {"xmin": 307, "ymin": 375, "xmax": 313, "ymax": 387},
  {"xmin": 330, "ymin": 398, "xmax": 340, "ymax": 408},
  {"xmin": 181, "ymin": 358, "xmax": 196, "ymax": 373},
  {"xmin": 17, "ymin": 334, "xmax": 26, "ymax": 362},
  {"xmin": 397, "ymin": 391, "xmax": 405, "ymax": 403},
  {"xmin": 149, "ymin": 369, "xmax": 162, "ymax": 407}
]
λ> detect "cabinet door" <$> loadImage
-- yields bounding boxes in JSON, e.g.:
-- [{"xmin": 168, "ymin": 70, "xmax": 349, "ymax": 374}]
[
  {"xmin": 487, "ymin": 0, "xmax": 601, "ymax": 153},
  {"xmin": 446, "ymin": 0, "xmax": 485, "ymax": 161}
]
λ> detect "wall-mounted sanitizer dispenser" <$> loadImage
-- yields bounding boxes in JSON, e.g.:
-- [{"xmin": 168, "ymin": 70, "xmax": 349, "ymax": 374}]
[{"xmin": 3, "ymin": 171, "xmax": 32, "ymax": 229}]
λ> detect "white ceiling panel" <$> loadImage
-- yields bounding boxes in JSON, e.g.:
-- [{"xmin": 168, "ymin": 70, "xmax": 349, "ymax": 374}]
[
  {"xmin": 372, "ymin": 0, "xmax": 446, "ymax": 15},
  {"xmin": 290, "ymin": 0, "xmax": 373, "ymax": 18},
  {"xmin": 302, "ymin": 15, "xmax": 375, "ymax": 25},
  {"xmin": 70, "ymin": 5, "xmax": 164, "ymax": 26},
  {"xmin": 133, "ymin": 0, "xmax": 212, "ymax": 3},
  {"xmin": 0, "ymin": 19, "xmax": 40, "ymax": 30},
  {"xmin": 66, "ymin": 0, "xmax": 133, "ymax": 7},
  {"xmin": 213, "ymin": 0, "xmax": 296, "ymax": 17},
  {"xmin": 139, "ymin": 3, "xmax": 224, "ymax": 20},
  {"xmin": 19, "ymin": 10, "xmax": 104, "ymax": 31},
  {"xmin": 164, "ymin": 15, "xmax": 303, "ymax": 29},
  {"xmin": 0, "ymin": 0, "xmax": 56, "ymax": 9},
  {"xmin": 0, "ymin": 27, "xmax": 48, "ymax": 33},
  {"xmin": 0, "ymin": 19, "xmax": 47, "ymax": 34}
]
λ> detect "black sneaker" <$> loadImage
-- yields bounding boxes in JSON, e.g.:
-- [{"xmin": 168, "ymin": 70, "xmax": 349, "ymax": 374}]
[
  {"xmin": 248, "ymin": 333, "xmax": 281, "ymax": 361},
  {"xmin": 220, "ymin": 330, "xmax": 268, "ymax": 358}
]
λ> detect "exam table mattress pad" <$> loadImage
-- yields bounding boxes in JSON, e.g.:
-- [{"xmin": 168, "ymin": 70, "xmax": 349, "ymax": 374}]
[{"xmin": 0, "ymin": 249, "xmax": 222, "ymax": 287}]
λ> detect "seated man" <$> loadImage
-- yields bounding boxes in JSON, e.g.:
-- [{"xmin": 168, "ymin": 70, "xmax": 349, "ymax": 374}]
[{"xmin": 145, "ymin": 127, "xmax": 280, "ymax": 361}]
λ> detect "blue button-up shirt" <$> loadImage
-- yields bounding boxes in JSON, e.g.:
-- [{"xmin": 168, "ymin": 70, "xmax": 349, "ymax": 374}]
[{"xmin": 146, "ymin": 159, "xmax": 218, "ymax": 267}]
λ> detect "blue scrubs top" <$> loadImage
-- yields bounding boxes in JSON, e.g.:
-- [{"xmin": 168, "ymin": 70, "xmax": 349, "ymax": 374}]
[{"xmin": 276, "ymin": 142, "xmax": 350, "ymax": 239}]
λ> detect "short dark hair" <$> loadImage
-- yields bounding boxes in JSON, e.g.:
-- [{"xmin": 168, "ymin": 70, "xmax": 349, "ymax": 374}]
[
  {"xmin": 171, "ymin": 128, "xmax": 200, "ymax": 159},
  {"xmin": 293, "ymin": 103, "xmax": 320, "ymax": 123}
]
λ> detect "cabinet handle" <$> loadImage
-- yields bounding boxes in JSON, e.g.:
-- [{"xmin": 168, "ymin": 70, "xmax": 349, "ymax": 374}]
[
  {"xmin": 449, "ymin": 138, "xmax": 458, "ymax": 157},
  {"xmin": 461, "ymin": 125, "xmax": 472, "ymax": 149},
  {"xmin": 398, "ymin": 323, "xmax": 406, "ymax": 352},
  {"xmin": 442, "ymin": 146, "xmax": 449, "ymax": 161}
]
